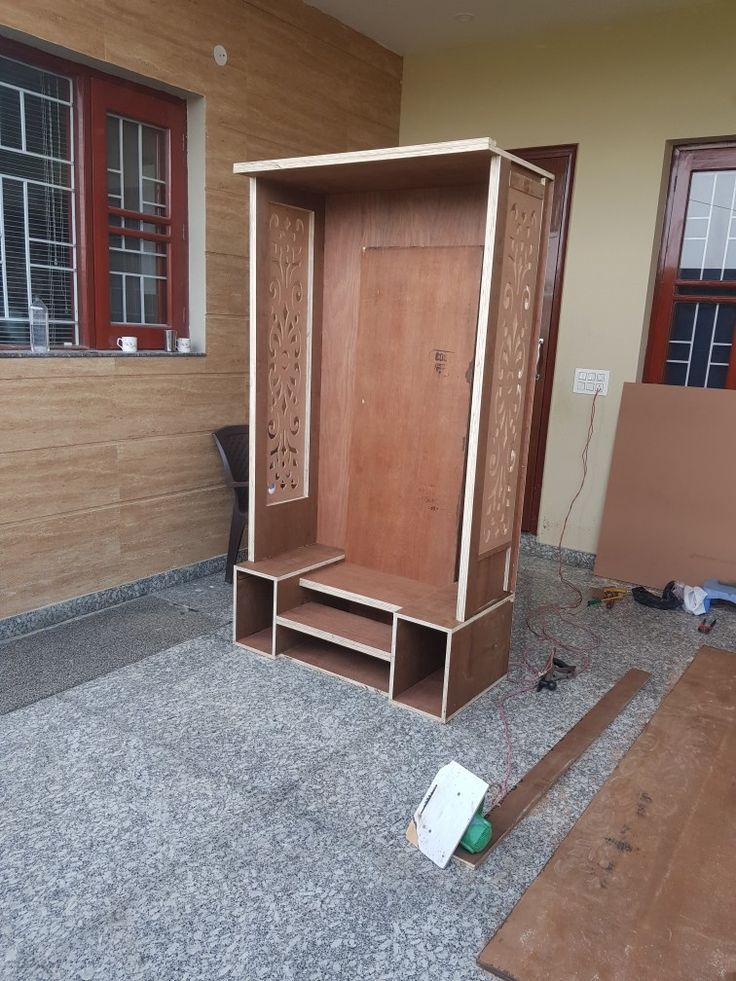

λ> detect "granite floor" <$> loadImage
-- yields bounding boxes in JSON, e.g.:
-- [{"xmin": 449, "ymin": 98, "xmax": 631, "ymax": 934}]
[{"xmin": 0, "ymin": 555, "xmax": 734, "ymax": 981}]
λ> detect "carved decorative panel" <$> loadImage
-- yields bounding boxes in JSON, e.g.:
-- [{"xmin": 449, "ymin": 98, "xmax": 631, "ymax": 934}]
[
  {"xmin": 479, "ymin": 185, "xmax": 543, "ymax": 555},
  {"xmin": 265, "ymin": 202, "xmax": 313, "ymax": 505}
]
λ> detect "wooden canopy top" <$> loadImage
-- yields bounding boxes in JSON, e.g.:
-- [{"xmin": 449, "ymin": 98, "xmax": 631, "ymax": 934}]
[{"xmin": 233, "ymin": 138, "xmax": 553, "ymax": 193}]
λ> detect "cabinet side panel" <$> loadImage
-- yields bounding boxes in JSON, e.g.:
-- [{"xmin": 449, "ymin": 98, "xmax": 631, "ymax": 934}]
[
  {"xmin": 250, "ymin": 179, "xmax": 324, "ymax": 559},
  {"xmin": 458, "ymin": 162, "xmax": 551, "ymax": 619},
  {"xmin": 478, "ymin": 178, "xmax": 546, "ymax": 556},
  {"xmin": 445, "ymin": 599, "xmax": 513, "ymax": 718}
]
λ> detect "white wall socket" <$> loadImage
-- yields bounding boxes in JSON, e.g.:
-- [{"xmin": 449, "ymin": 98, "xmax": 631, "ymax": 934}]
[{"xmin": 573, "ymin": 368, "xmax": 609, "ymax": 395}]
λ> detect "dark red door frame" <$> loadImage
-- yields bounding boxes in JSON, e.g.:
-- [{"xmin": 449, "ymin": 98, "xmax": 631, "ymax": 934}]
[{"xmin": 512, "ymin": 144, "xmax": 577, "ymax": 535}]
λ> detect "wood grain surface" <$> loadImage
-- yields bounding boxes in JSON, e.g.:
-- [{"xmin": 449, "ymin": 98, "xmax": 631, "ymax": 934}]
[
  {"xmin": 345, "ymin": 245, "xmax": 481, "ymax": 585},
  {"xmin": 300, "ymin": 561, "xmax": 435, "ymax": 611},
  {"xmin": 457, "ymin": 667, "xmax": 650, "ymax": 868},
  {"xmin": 317, "ymin": 185, "xmax": 487, "ymax": 550},
  {"xmin": 0, "ymin": 0, "xmax": 401, "ymax": 617},
  {"xmin": 478, "ymin": 647, "xmax": 736, "ymax": 980},
  {"xmin": 594, "ymin": 382, "xmax": 736, "ymax": 589},
  {"xmin": 276, "ymin": 601, "xmax": 393, "ymax": 659},
  {"xmin": 280, "ymin": 635, "xmax": 391, "ymax": 693}
]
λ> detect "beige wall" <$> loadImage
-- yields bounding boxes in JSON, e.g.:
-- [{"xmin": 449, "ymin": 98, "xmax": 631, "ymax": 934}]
[
  {"xmin": 400, "ymin": 0, "xmax": 736, "ymax": 553},
  {"xmin": 0, "ymin": 0, "xmax": 400, "ymax": 618}
]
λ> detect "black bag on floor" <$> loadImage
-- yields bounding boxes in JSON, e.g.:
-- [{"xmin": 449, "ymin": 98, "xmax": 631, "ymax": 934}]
[{"xmin": 631, "ymin": 580, "xmax": 681, "ymax": 610}]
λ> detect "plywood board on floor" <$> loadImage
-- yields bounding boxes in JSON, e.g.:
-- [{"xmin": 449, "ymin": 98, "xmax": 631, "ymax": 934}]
[
  {"xmin": 478, "ymin": 646, "xmax": 736, "ymax": 981},
  {"xmin": 594, "ymin": 383, "xmax": 736, "ymax": 588}
]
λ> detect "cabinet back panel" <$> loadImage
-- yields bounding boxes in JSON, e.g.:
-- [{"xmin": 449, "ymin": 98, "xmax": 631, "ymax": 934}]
[
  {"xmin": 344, "ymin": 245, "xmax": 481, "ymax": 585},
  {"xmin": 317, "ymin": 185, "xmax": 487, "ymax": 551}
]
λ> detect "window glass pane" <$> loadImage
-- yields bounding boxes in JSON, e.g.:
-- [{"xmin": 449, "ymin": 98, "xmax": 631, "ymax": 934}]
[
  {"xmin": 124, "ymin": 273, "xmax": 141, "ymax": 323},
  {"xmin": 679, "ymin": 169, "xmax": 736, "ymax": 281},
  {"xmin": 24, "ymin": 92, "xmax": 70, "ymax": 160},
  {"xmin": 121, "ymin": 119, "xmax": 140, "ymax": 212},
  {"xmin": 106, "ymin": 114, "xmax": 171, "ymax": 328},
  {"xmin": 0, "ymin": 55, "xmax": 77, "ymax": 346},
  {"xmin": 143, "ymin": 276, "xmax": 166, "ymax": 324},
  {"xmin": 0, "ymin": 87, "xmax": 22, "ymax": 149},
  {"xmin": 141, "ymin": 125, "xmax": 165, "ymax": 181},
  {"xmin": 665, "ymin": 302, "xmax": 734, "ymax": 388},
  {"xmin": 109, "ymin": 272, "xmax": 124, "ymax": 322},
  {"xmin": 664, "ymin": 361, "xmax": 687, "ymax": 386},
  {"xmin": 108, "ymin": 234, "xmax": 167, "ymax": 325},
  {"xmin": 0, "ymin": 54, "xmax": 71, "ymax": 102},
  {"xmin": 106, "ymin": 117, "xmax": 121, "ymax": 205}
]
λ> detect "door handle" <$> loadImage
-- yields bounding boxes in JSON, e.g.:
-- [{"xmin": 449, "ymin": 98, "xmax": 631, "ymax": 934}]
[{"xmin": 535, "ymin": 336, "xmax": 544, "ymax": 380}]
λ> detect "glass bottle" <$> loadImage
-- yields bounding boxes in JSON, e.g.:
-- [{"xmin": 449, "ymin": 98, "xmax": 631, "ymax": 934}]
[{"xmin": 30, "ymin": 296, "xmax": 50, "ymax": 353}]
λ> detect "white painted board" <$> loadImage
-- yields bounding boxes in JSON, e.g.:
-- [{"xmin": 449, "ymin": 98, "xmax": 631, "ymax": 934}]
[{"xmin": 413, "ymin": 761, "xmax": 489, "ymax": 869}]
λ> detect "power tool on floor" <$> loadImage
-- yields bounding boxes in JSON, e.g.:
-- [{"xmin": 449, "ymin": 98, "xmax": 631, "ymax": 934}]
[{"xmin": 537, "ymin": 656, "xmax": 577, "ymax": 692}]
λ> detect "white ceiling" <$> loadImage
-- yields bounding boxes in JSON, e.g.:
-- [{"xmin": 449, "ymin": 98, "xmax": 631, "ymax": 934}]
[{"xmin": 305, "ymin": 0, "xmax": 712, "ymax": 55}]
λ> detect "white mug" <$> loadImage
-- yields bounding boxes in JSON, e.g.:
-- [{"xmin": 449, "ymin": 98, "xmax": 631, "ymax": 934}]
[
  {"xmin": 117, "ymin": 336, "xmax": 138, "ymax": 353},
  {"xmin": 176, "ymin": 337, "xmax": 192, "ymax": 354}
]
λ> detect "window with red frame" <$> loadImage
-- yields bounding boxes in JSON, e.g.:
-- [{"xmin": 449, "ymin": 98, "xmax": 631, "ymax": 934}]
[
  {"xmin": 644, "ymin": 141, "xmax": 736, "ymax": 389},
  {"xmin": 0, "ymin": 37, "xmax": 187, "ymax": 351}
]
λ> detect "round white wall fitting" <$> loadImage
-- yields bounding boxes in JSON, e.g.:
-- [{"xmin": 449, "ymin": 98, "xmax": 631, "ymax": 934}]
[{"xmin": 213, "ymin": 45, "xmax": 228, "ymax": 66}]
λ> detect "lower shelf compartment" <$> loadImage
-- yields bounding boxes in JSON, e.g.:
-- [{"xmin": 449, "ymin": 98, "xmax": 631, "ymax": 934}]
[
  {"xmin": 235, "ymin": 626, "xmax": 272, "ymax": 655},
  {"xmin": 392, "ymin": 668, "xmax": 445, "ymax": 718},
  {"xmin": 284, "ymin": 638, "xmax": 390, "ymax": 694},
  {"xmin": 276, "ymin": 601, "xmax": 392, "ymax": 660}
]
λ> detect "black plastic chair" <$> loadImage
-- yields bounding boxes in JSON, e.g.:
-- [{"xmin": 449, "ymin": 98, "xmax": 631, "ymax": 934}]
[{"xmin": 213, "ymin": 425, "xmax": 249, "ymax": 583}]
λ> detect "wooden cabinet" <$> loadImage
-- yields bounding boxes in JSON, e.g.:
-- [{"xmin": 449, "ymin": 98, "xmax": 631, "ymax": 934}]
[{"xmin": 232, "ymin": 139, "xmax": 552, "ymax": 722}]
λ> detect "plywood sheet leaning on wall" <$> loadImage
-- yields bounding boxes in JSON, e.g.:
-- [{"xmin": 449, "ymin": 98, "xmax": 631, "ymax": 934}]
[
  {"xmin": 594, "ymin": 382, "xmax": 736, "ymax": 588},
  {"xmin": 478, "ymin": 645, "xmax": 736, "ymax": 980}
]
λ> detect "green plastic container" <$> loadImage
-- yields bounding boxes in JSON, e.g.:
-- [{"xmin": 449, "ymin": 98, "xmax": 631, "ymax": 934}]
[{"xmin": 460, "ymin": 810, "xmax": 492, "ymax": 853}]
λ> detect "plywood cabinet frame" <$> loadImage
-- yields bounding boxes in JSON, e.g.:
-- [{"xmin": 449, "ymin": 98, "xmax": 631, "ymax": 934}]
[{"xmin": 234, "ymin": 139, "xmax": 552, "ymax": 722}]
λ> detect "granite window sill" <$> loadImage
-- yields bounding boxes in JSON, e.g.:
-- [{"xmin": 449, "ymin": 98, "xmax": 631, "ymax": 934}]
[{"xmin": 0, "ymin": 350, "xmax": 204, "ymax": 358}]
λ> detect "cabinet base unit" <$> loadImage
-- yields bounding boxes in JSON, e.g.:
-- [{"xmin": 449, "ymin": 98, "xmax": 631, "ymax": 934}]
[{"xmin": 232, "ymin": 139, "xmax": 552, "ymax": 722}]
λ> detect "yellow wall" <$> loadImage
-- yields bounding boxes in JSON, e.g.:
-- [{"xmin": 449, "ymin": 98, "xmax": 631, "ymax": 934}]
[
  {"xmin": 0, "ymin": 0, "xmax": 400, "ymax": 618},
  {"xmin": 400, "ymin": 0, "xmax": 736, "ymax": 553}
]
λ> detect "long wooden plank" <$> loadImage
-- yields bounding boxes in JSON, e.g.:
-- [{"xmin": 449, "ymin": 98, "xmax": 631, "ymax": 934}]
[
  {"xmin": 478, "ymin": 647, "xmax": 736, "ymax": 980},
  {"xmin": 276, "ymin": 602, "xmax": 392, "ymax": 660},
  {"xmin": 455, "ymin": 668, "xmax": 651, "ymax": 868}
]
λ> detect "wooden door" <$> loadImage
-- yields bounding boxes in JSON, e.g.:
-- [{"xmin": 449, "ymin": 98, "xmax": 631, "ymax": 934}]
[
  {"xmin": 456, "ymin": 159, "xmax": 553, "ymax": 621},
  {"xmin": 511, "ymin": 146, "xmax": 577, "ymax": 534}
]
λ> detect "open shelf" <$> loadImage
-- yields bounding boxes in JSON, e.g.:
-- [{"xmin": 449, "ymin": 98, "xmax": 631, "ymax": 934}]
[
  {"xmin": 235, "ymin": 544, "xmax": 344, "ymax": 581},
  {"xmin": 300, "ymin": 562, "xmax": 434, "ymax": 612},
  {"xmin": 276, "ymin": 601, "xmax": 392, "ymax": 660},
  {"xmin": 283, "ymin": 637, "xmax": 390, "ymax": 693},
  {"xmin": 392, "ymin": 669, "xmax": 445, "ymax": 719},
  {"xmin": 234, "ymin": 568, "xmax": 274, "ymax": 653},
  {"xmin": 392, "ymin": 618, "xmax": 448, "ymax": 719},
  {"xmin": 236, "ymin": 626, "xmax": 272, "ymax": 655}
]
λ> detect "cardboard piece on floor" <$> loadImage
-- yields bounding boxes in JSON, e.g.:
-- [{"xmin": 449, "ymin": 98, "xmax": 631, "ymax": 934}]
[
  {"xmin": 409, "ymin": 761, "xmax": 488, "ymax": 869},
  {"xmin": 478, "ymin": 646, "xmax": 736, "ymax": 980},
  {"xmin": 594, "ymin": 383, "xmax": 736, "ymax": 589},
  {"xmin": 455, "ymin": 667, "xmax": 650, "ymax": 869}
]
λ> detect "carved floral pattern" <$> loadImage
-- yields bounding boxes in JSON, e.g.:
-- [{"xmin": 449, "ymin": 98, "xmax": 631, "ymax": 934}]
[
  {"xmin": 479, "ymin": 190, "xmax": 541, "ymax": 554},
  {"xmin": 266, "ymin": 204, "xmax": 311, "ymax": 504}
]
